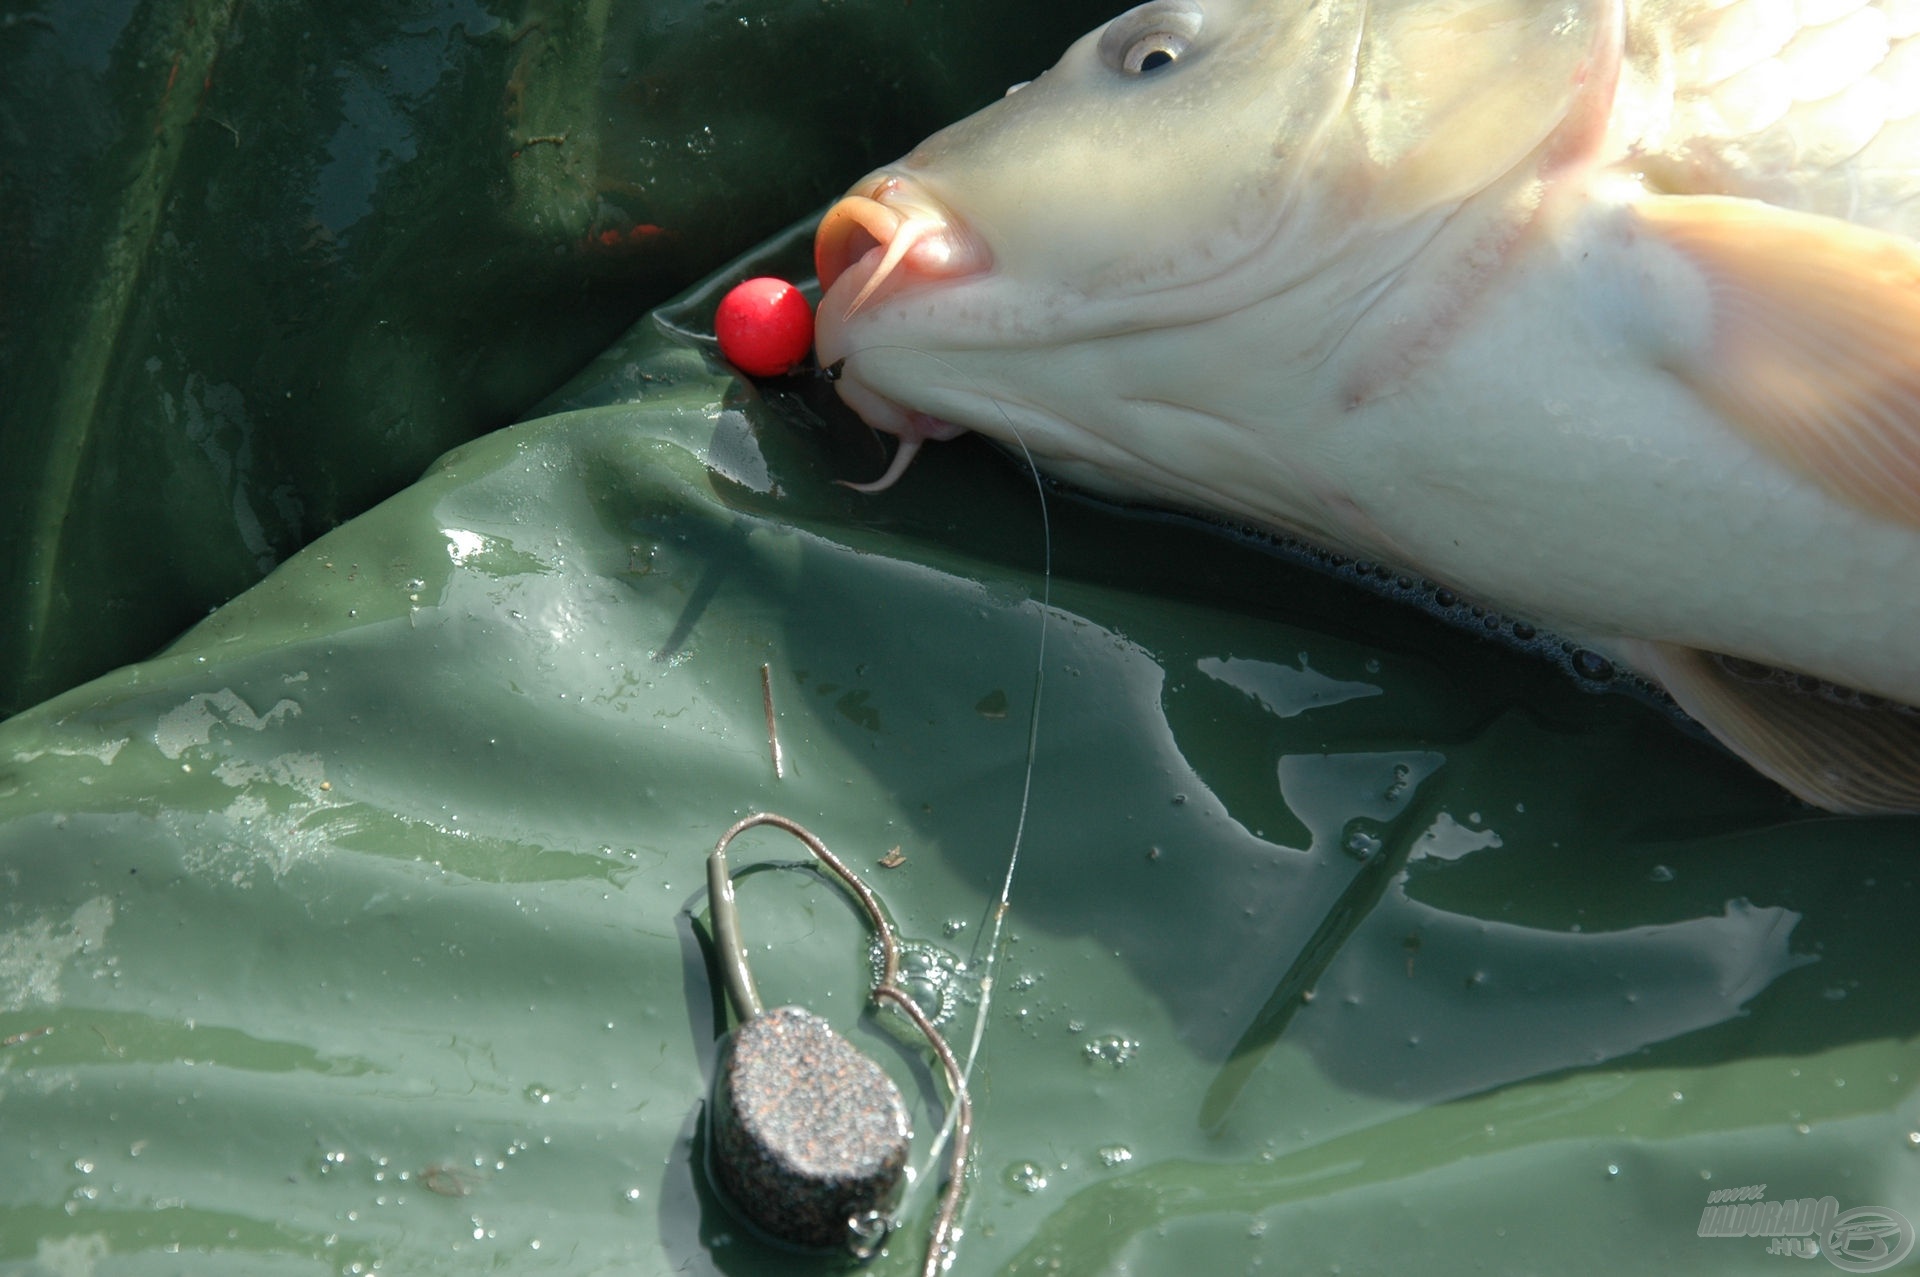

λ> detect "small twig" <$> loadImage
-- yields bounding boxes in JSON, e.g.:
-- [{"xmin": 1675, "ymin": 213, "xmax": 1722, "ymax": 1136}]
[
  {"xmin": 760, "ymin": 664, "xmax": 785, "ymax": 780},
  {"xmin": 708, "ymin": 814, "xmax": 973, "ymax": 1276}
]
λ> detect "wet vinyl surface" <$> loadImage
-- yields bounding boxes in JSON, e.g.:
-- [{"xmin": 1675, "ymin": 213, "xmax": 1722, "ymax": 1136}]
[{"xmin": 0, "ymin": 226, "xmax": 1917, "ymax": 1275}]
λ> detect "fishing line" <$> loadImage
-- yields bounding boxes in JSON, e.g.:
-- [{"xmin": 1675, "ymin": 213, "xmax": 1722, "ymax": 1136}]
[{"xmin": 835, "ymin": 343, "xmax": 1054, "ymax": 1248}]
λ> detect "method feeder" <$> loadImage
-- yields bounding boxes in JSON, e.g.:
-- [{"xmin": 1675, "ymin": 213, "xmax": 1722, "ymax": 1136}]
[{"xmin": 703, "ymin": 813, "xmax": 970, "ymax": 1270}]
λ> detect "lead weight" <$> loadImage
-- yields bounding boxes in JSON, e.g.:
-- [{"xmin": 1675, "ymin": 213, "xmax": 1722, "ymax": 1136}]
[
  {"xmin": 711, "ymin": 1005, "xmax": 911, "ymax": 1250},
  {"xmin": 704, "ymin": 818, "xmax": 912, "ymax": 1253}
]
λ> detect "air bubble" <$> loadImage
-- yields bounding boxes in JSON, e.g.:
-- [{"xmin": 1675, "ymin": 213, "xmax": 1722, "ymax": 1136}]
[
  {"xmin": 873, "ymin": 939, "xmax": 963, "ymax": 1028},
  {"xmin": 1098, "ymin": 1145, "xmax": 1133, "ymax": 1168}
]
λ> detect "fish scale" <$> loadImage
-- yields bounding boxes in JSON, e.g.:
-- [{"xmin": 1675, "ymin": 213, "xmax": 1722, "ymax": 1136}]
[{"xmin": 1637, "ymin": 0, "xmax": 1920, "ymax": 228}]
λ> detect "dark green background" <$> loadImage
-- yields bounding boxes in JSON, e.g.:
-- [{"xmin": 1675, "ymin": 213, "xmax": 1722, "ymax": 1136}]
[{"xmin": 0, "ymin": 0, "xmax": 1119, "ymax": 715}]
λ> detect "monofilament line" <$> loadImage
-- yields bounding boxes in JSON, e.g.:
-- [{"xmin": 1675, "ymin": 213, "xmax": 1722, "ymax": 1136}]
[{"xmin": 842, "ymin": 348, "xmax": 1053, "ymax": 1263}]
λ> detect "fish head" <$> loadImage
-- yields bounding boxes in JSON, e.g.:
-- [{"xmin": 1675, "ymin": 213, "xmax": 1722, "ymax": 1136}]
[{"xmin": 814, "ymin": 0, "xmax": 1621, "ymax": 511}]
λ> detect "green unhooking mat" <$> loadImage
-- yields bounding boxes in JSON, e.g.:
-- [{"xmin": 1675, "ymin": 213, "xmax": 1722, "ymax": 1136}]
[{"xmin": 3, "ymin": 225, "xmax": 1918, "ymax": 1273}]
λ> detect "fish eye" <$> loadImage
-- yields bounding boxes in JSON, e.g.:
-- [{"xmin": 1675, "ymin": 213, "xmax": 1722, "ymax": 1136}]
[
  {"xmin": 1097, "ymin": 1, "xmax": 1203, "ymax": 76},
  {"xmin": 1123, "ymin": 32, "xmax": 1188, "ymax": 73}
]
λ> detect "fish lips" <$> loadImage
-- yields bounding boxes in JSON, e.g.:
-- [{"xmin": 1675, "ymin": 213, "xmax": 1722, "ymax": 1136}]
[
  {"xmin": 815, "ymin": 177, "xmax": 993, "ymax": 450},
  {"xmin": 814, "ymin": 175, "xmax": 993, "ymax": 319}
]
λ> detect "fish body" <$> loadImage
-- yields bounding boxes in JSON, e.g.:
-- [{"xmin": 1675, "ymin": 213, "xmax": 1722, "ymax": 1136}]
[{"xmin": 812, "ymin": 0, "xmax": 1920, "ymax": 812}]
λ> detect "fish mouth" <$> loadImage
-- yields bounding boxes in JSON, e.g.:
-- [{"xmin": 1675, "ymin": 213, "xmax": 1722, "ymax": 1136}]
[
  {"xmin": 814, "ymin": 174, "xmax": 989, "ymax": 490},
  {"xmin": 814, "ymin": 174, "xmax": 992, "ymax": 324}
]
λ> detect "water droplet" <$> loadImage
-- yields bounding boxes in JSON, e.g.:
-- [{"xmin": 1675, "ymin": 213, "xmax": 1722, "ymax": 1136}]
[
  {"xmin": 1572, "ymin": 649, "xmax": 1614, "ymax": 681},
  {"xmin": 1083, "ymin": 1035, "xmax": 1138, "ymax": 1069},
  {"xmin": 1342, "ymin": 825, "xmax": 1384, "ymax": 861},
  {"xmin": 1005, "ymin": 1161, "xmax": 1049, "ymax": 1193},
  {"xmin": 1649, "ymin": 865, "xmax": 1674, "ymax": 883},
  {"xmin": 1606, "ymin": 1163, "xmax": 1621, "ymax": 1178},
  {"xmin": 622, "ymin": 1187, "xmax": 643, "ymax": 1203},
  {"xmin": 1098, "ymin": 1145, "xmax": 1133, "ymax": 1168},
  {"xmin": 847, "ymin": 1210, "xmax": 890, "ymax": 1259}
]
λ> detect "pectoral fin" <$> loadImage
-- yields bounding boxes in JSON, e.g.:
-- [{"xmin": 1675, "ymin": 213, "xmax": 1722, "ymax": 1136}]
[
  {"xmin": 1628, "ymin": 641, "xmax": 1920, "ymax": 815},
  {"xmin": 1636, "ymin": 196, "xmax": 1920, "ymax": 530}
]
